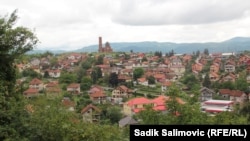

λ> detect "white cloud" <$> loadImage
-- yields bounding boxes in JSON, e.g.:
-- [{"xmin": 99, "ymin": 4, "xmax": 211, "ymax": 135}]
[
  {"xmin": 113, "ymin": 0, "xmax": 250, "ymax": 25},
  {"xmin": 1, "ymin": 0, "xmax": 250, "ymax": 50}
]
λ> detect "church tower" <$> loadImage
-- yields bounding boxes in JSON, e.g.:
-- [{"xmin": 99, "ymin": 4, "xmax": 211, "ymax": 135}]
[
  {"xmin": 98, "ymin": 36, "xmax": 102, "ymax": 52},
  {"xmin": 98, "ymin": 36, "xmax": 113, "ymax": 53}
]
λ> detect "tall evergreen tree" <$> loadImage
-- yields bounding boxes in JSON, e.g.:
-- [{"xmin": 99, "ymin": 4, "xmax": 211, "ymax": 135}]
[
  {"xmin": 202, "ymin": 73, "xmax": 211, "ymax": 88},
  {"xmin": 109, "ymin": 72, "xmax": 118, "ymax": 87}
]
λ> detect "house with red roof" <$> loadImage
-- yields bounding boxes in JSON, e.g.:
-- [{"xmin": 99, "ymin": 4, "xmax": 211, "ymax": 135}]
[
  {"xmin": 47, "ymin": 69, "xmax": 61, "ymax": 78},
  {"xmin": 23, "ymin": 88, "xmax": 39, "ymax": 98},
  {"xmin": 161, "ymin": 81, "xmax": 172, "ymax": 92},
  {"xmin": 192, "ymin": 63, "xmax": 203, "ymax": 74},
  {"xmin": 123, "ymin": 95, "xmax": 185, "ymax": 116},
  {"xmin": 118, "ymin": 74, "xmax": 132, "ymax": 82},
  {"xmin": 153, "ymin": 74, "xmax": 166, "ymax": 82},
  {"xmin": 182, "ymin": 54, "xmax": 192, "ymax": 64},
  {"xmin": 112, "ymin": 85, "xmax": 133, "ymax": 104},
  {"xmin": 219, "ymin": 89, "xmax": 248, "ymax": 104},
  {"xmin": 67, "ymin": 83, "xmax": 80, "ymax": 94},
  {"xmin": 29, "ymin": 78, "xmax": 44, "ymax": 91},
  {"xmin": 224, "ymin": 60, "xmax": 236, "ymax": 72},
  {"xmin": 209, "ymin": 72, "xmax": 219, "ymax": 82},
  {"xmin": 45, "ymin": 81, "xmax": 62, "ymax": 97},
  {"xmin": 62, "ymin": 97, "xmax": 75, "ymax": 111},
  {"xmin": 137, "ymin": 77, "xmax": 148, "ymax": 86},
  {"xmin": 219, "ymin": 73, "xmax": 237, "ymax": 83},
  {"xmin": 89, "ymin": 91, "xmax": 107, "ymax": 104},
  {"xmin": 88, "ymin": 85, "xmax": 103, "ymax": 94},
  {"xmin": 67, "ymin": 53, "xmax": 82, "ymax": 60},
  {"xmin": 81, "ymin": 104, "xmax": 101, "ymax": 123},
  {"xmin": 210, "ymin": 63, "xmax": 220, "ymax": 73}
]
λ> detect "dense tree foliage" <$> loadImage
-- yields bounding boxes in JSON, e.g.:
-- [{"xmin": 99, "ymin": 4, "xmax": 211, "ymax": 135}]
[
  {"xmin": 133, "ymin": 67, "xmax": 144, "ymax": 81},
  {"xmin": 1, "ymin": 10, "xmax": 250, "ymax": 141},
  {"xmin": 202, "ymin": 73, "xmax": 211, "ymax": 88},
  {"xmin": 147, "ymin": 75, "xmax": 155, "ymax": 85},
  {"xmin": 109, "ymin": 72, "xmax": 118, "ymax": 87},
  {"xmin": 59, "ymin": 72, "xmax": 77, "ymax": 84},
  {"xmin": 22, "ymin": 68, "xmax": 42, "ymax": 78},
  {"xmin": 0, "ymin": 10, "xmax": 38, "ymax": 140}
]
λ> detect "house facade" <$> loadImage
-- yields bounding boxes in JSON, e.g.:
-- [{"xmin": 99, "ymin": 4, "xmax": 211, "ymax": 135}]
[
  {"xmin": 112, "ymin": 85, "xmax": 133, "ymax": 104},
  {"xmin": 199, "ymin": 87, "xmax": 215, "ymax": 101},
  {"xmin": 67, "ymin": 83, "xmax": 80, "ymax": 94},
  {"xmin": 29, "ymin": 78, "xmax": 44, "ymax": 91},
  {"xmin": 81, "ymin": 104, "xmax": 101, "ymax": 123}
]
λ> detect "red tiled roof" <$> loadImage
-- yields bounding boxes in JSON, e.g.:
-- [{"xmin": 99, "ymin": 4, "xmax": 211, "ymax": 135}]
[
  {"xmin": 90, "ymin": 91, "xmax": 106, "ymax": 98},
  {"xmin": 133, "ymin": 108, "xmax": 144, "ymax": 113},
  {"xmin": 219, "ymin": 89, "xmax": 231, "ymax": 95},
  {"xmin": 46, "ymin": 81, "xmax": 59, "ymax": 87},
  {"xmin": 67, "ymin": 83, "xmax": 80, "ymax": 88},
  {"xmin": 30, "ymin": 78, "xmax": 42, "ymax": 85},
  {"xmin": 153, "ymin": 105, "xmax": 166, "ymax": 111},
  {"xmin": 81, "ymin": 104, "xmax": 101, "ymax": 114},
  {"xmin": 125, "ymin": 95, "xmax": 185, "ymax": 113},
  {"xmin": 23, "ymin": 88, "xmax": 39, "ymax": 95},
  {"xmin": 162, "ymin": 81, "xmax": 172, "ymax": 87},
  {"xmin": 62, "ymin": 97, "xmax": 75, "ymax": 107},
  {"xmin": 137, "ymin": 77, "xmax": 147, "ymax": 83},
  {"xmin": 126, "ymin": 97, "xmax": 152, "ymax": 106},
  {"xmin": 154, "ymin": 74, "xmax": 165, "ymax": 79},
  {"xmin": 219, "ymin": 89, "xmax": 245, "ymax": 97}
]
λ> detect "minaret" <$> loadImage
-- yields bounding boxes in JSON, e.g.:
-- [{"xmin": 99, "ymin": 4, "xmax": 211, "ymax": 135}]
[{"xmin": 98, "ymin": 36, "xmax": 102, "ymax": 52}]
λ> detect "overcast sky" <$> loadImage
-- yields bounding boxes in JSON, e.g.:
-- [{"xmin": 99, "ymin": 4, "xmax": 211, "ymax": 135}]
[{"xmin": 1, "ymin": 0, "xmax": 250, "ymax": 50}]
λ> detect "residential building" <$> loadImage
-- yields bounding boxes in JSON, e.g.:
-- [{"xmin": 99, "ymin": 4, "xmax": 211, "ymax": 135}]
[
  {"xmin": 67, "ymin": 83, "xmax": 80, "ymax": 94},
  {"xmin": 81, "ymin": 104, "xmax": 101, "ymax": 123},
  {"xmin": 199, "ymin": 87, "xmax": 215, "ymax": 101},
  {"xmin": 112, "ymin": 85, "xmax": 133, "ymax": 104},
  {"xmin": 29, "ymin": 78, "xmax": 44, "ymax": 91}
]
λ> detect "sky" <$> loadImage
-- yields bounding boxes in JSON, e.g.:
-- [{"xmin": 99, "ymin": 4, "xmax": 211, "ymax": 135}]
[{"xmin": 1, "ymin": 0, "xmax": 250, "ymax": 50}]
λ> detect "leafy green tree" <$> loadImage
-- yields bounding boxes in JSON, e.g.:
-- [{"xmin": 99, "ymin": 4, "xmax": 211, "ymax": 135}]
[
  {"xmin": 133, "ymin": 67, "xmax": 144, "ymax": 81},
  {"xmin": 221, "ymin": 81, "xmax": 235, "ymax": 90},
  {"xmin": 212, "ymin": 112, "xmax": 248, "ymax": 124},
  {"xmin": 203, "ymin": 48, "xmax": 209, "ymax": 56},
  {"xmin": 195, "ymin": 50, "xmax": 200, "ymax": 57},
  {"xmin": 142, "ymin": 56, "xmax": 147, "ymax": 62},
  {"xmin": 235, "ymin": 75, "xmax": 248, "ymax": 92},
  {"xmin": 41, "ymin": 51, "xmax": 53, "ymax": 58},
  {"xmin": 75, "ymin": 67, "xmax": 86, "ymax": 83},
  {"xmin": 109, "ymin": 72, "xmax": 118, "ymax": 87},
  {"xmin": 43, "ymin": 70, "xmax": 49, "ymax": 78},
  {"xmin": 0, "ymin": 10, "xmax": 38, "ymax": 140},
  {"xmin": 59, "ymin": 72, "xmax": 77, "ymax": 84},
  {"xmin": 49, "ymin": 56, "xmax": 58, "ymax": 67},
  {"xmin": 202, "ymin": 73, "xmax": 211, "ymax": 88},
  {"xmin": 136, "ymin": 106, "xmax": 162, "ymax": 124},
  {"xmin": 81, "ymin": 76, "xmax": 92, "ymax": 91},
  {"xmin": 181, "ymin": 73, "xmax": 199, "ymax": 89},
  {"xmin": 176, "ymin": 103, "xmax": 209, "ymax": 124},
  {"xmin": 165, "ymin": 83, "xmax": 182, "ymax": 116},
  {"xmin": 147, "ymin": 75, "xmax": 155, "ymax": 85},
  {"xmin": 81, "ymin": 61, "xmax": 92, "ymax": 70},
  {"xmin": 91, "ymin": 70, "xmax": 97, "ymax": 84},
  {"xmin": 95, "ymin": 67, "xmax": 102, "ymax": 79},
  {"xmin": 95, "ymin": 54, "xmax": 104, "ymax": 65},
  {"xmin": 22, "ymin": 68, "xmax": 42, "ymax": 78},
  {"xmin": 154, "ymin": 51, "xmax": 162, "ymax": 58},
  {"xmin": 104, "ymin": 106, "xmax": 123, "ymax": 124}
]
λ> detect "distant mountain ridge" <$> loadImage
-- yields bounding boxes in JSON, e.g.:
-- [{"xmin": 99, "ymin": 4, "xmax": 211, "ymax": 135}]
[{"xmin": 28, "ymin": 37, "xmax": 250, "ymax": 54}]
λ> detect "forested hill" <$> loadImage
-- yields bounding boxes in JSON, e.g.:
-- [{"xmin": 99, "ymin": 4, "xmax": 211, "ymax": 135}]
[
  {"xmin": 28, "ymin": 37, "xmax": 250, "ymax": 54},
  {"xmin": 75, "ymin": 37, "xmax": 250, "ymax": 54}
]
